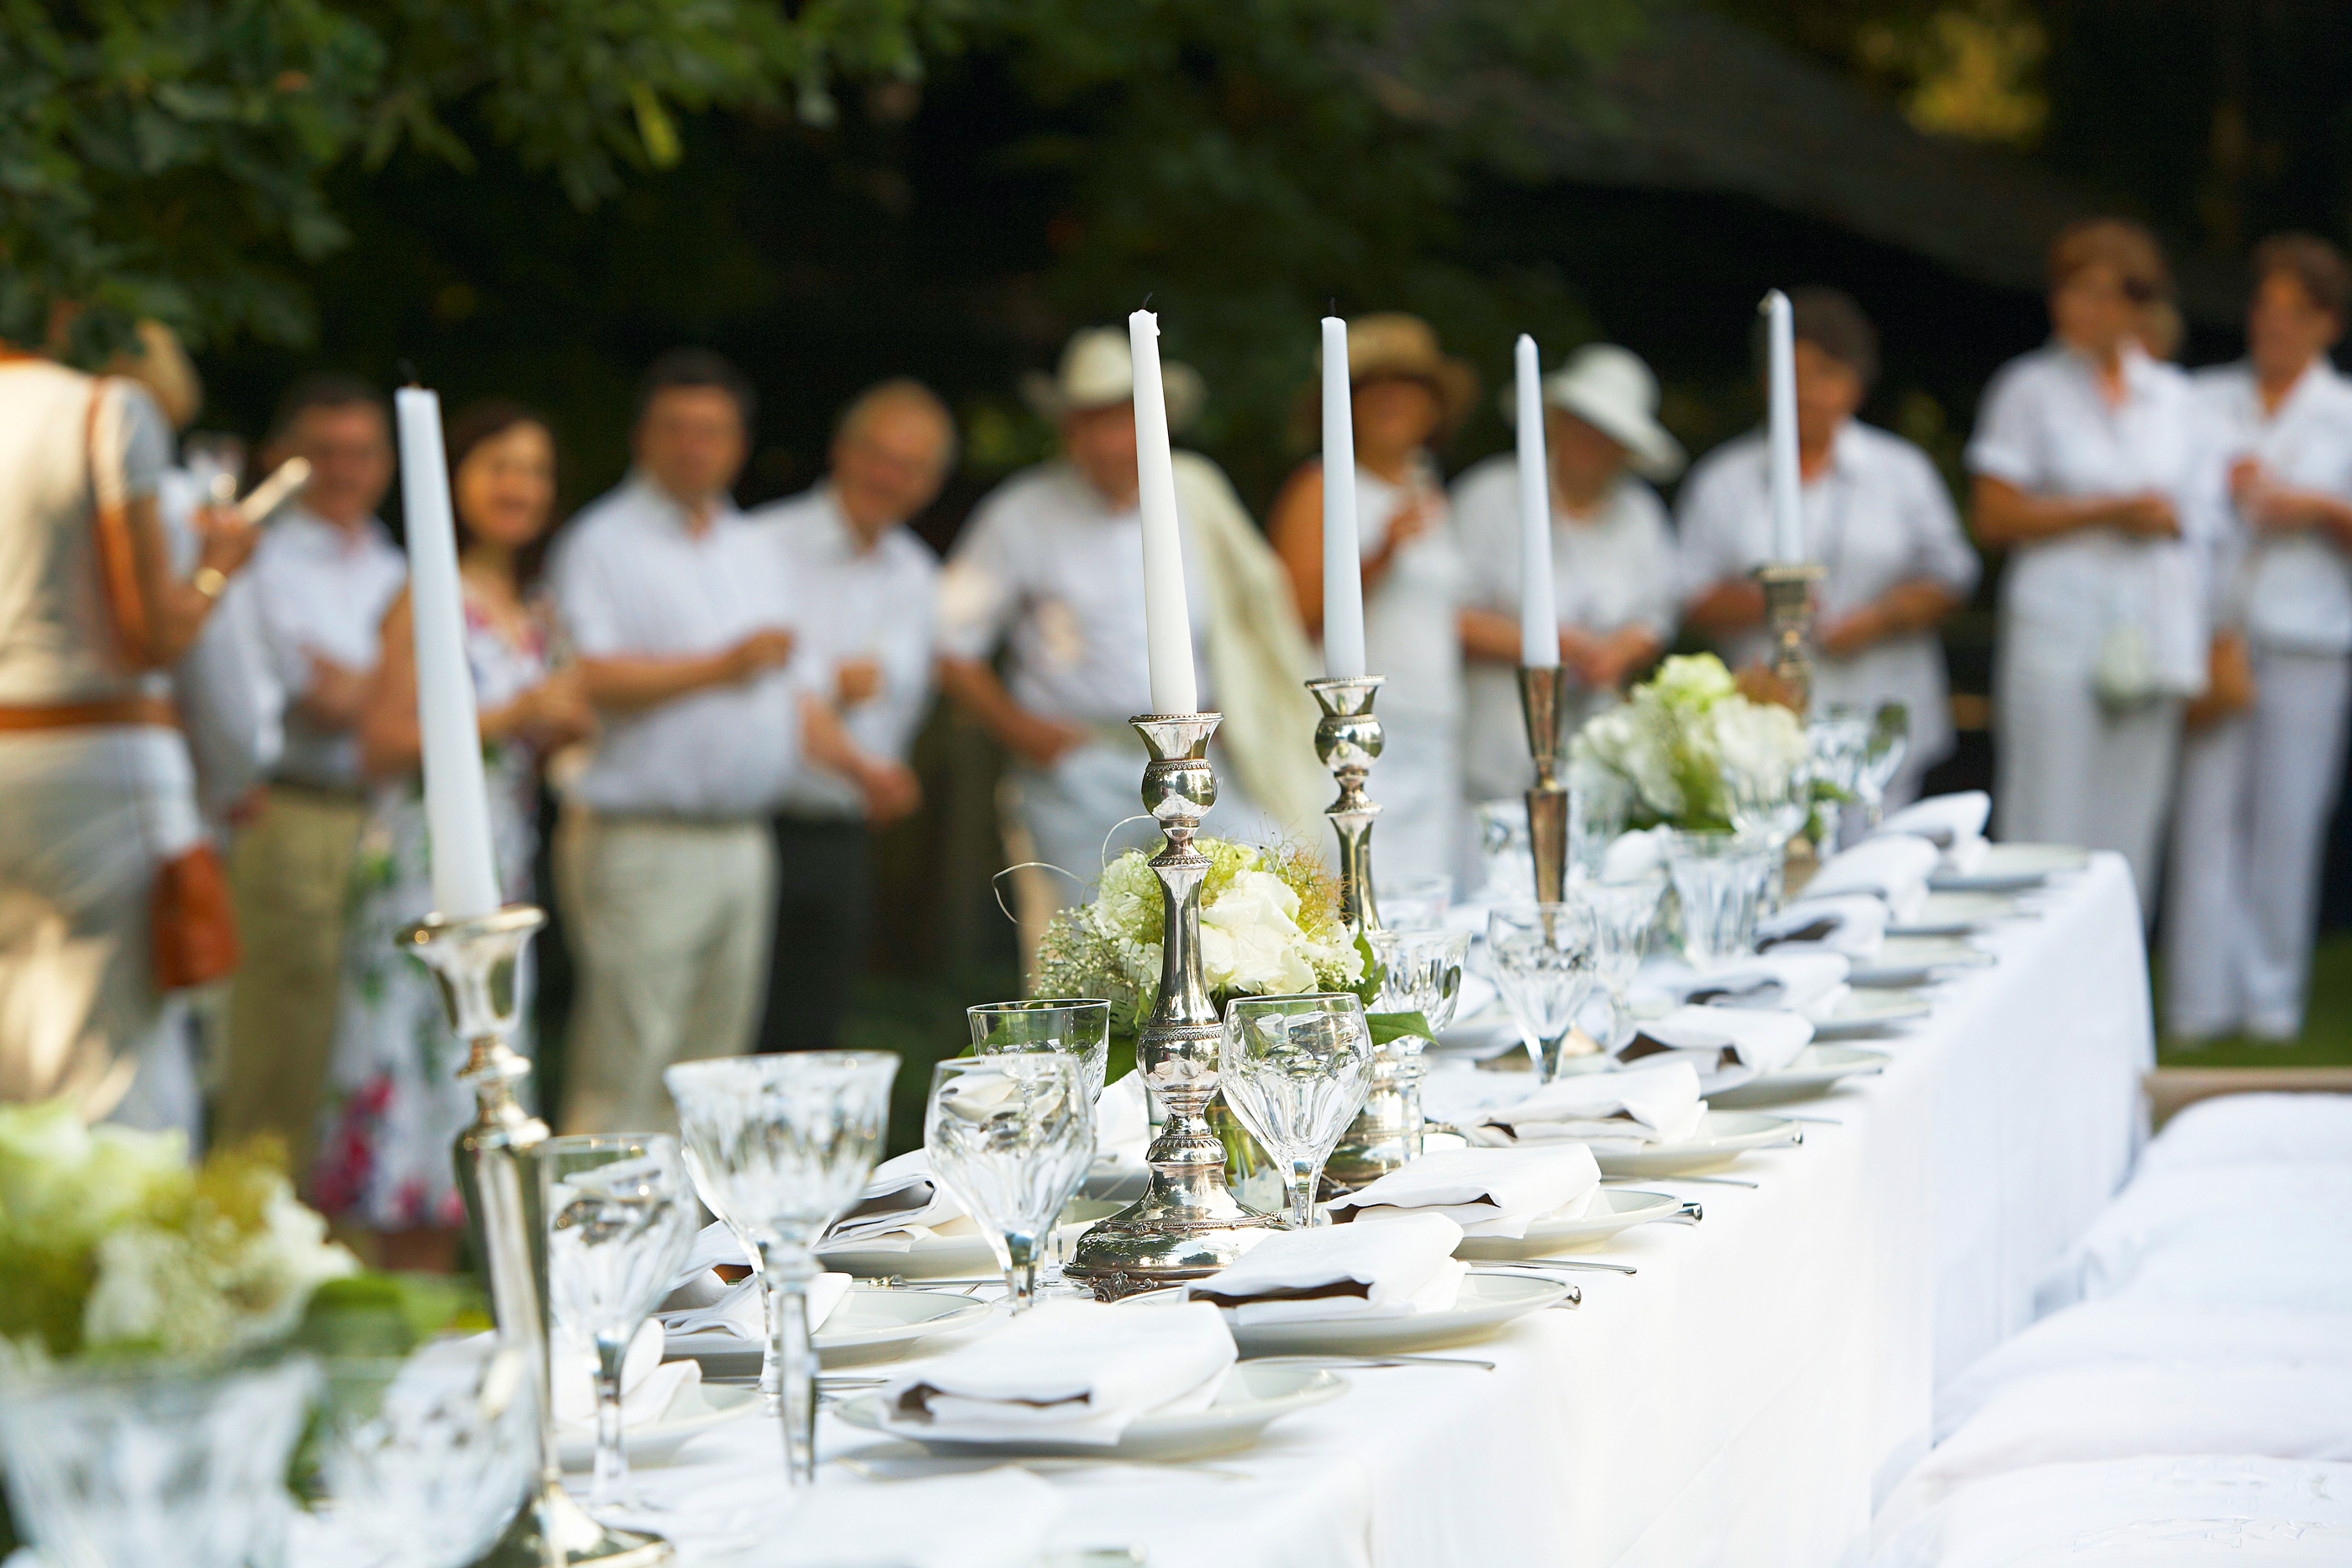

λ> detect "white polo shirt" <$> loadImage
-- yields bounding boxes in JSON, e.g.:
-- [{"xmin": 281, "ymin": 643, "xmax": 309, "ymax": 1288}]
[
  {"xmin": 2195, "ymin": 358, "xmax": 2352, "ymax": 655},
  {"xmin": 1679, "ymin": 421, "xmax": 1979, "ymax": 766},
  {"xmin": 550, "ymin": 475, "xmax": 804, "ymax": 818},
  {"xmin": 244, "ymin": 505, "xmax": 407, "ymax": 789},
  {"xmin": 750, "ymin": 484, "xmax": 939, "ymax": 818}
]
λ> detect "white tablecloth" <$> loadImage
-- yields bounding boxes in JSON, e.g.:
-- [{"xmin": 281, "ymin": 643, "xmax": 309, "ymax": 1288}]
[{"xmin": 630, "ymin": 854, "xmax": 2153, "ymax": 1568}]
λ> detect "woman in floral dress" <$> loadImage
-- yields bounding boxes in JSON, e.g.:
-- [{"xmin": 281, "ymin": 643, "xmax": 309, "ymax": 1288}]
[{"xmin": 313, "ymin": 403, "xmax": 593, "ymax": 1271}]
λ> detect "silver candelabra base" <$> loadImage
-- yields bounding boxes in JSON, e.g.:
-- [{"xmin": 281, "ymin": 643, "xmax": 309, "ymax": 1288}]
[
  {"xmin": 1518, "ymin": 665, "xmax": 1571, "ymax": 903},
  {"xmin": 1754, "ymin": 561, "xmax": 1824, "ymax": 714}
]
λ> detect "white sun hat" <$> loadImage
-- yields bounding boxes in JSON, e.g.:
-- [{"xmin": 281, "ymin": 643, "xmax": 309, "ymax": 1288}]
[
  {"xmin": 1540, "ymin": 344, "xmax": 1686, "ymax": 481},
  {"xmin": 1020, "ymin": 327, "xmax": 1205, "ymax": 431}
]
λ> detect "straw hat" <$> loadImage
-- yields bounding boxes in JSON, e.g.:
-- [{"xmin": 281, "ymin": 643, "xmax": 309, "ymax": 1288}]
[
  {"xmin": 1020, "ymin": 327, "xmax": 1205, "ymax": 431},
  {"xmin": 1539, "ymin": 344, "xmax": 1684, "ymax": 481},
  {"xmin": 1316, "ymin": 313, "xmax": 1480, "ymax": 434}
]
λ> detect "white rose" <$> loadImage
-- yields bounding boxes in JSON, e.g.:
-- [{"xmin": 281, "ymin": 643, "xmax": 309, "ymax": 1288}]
[{"xmin": 1200, "ymin": 871, "xmax": 1318, "ymax": 995}]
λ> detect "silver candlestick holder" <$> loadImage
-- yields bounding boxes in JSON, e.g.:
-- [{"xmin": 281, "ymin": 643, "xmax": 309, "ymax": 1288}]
[
  {"xmin": 402, "ymin": 906, "xmax": 670, "ymax": 1568},
  {"xmin": 1754, "ymin": 561, "xmax": 1824, "ymax": 713},
  {"xmin": 1518, "ymin": 666, "xmax": 1571, "ymax": 903},
  {"xmin": 1066, "ymin": 713, "xmax": 1277, "ymax": 1300},
  {"xmin": 1306, "ymin": 675, "xmax": 1385, "ymax": 935}
]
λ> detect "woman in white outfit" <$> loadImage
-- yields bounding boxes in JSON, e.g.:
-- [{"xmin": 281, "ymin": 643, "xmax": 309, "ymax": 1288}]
[
  {"xmin": 1270, "ymin": 314, "xmax": 1480, "ymax": 886},
  {"xmin": 2165, "ymin": 234, "xmax": 2352, "ymax": 1042},
  {"xmin": 0, "ymin": 339, "xmax": 258, "ymax": 1121},
  {"xmin": 1966, "ymin": 219, "xmax": 2223, "ymax": 909},
  {"xmin": 1454, "ymin": 344, "xmax": 1684, "ymax": 802}
]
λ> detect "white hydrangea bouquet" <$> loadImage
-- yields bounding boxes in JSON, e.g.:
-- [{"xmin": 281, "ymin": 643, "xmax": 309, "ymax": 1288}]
[
  {"xmin": 1569, "ymin": 653, "xmax": 1812, "ymax": 833},
  {"xmin": 0, "ymin": 1100, "xmax": 358, "ymax": 1368}
]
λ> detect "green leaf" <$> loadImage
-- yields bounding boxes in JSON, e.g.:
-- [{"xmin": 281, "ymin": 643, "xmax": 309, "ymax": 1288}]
[{"xmin": 1366, "ymin": 1009, "xmax": 1434, "ymax": 1046}]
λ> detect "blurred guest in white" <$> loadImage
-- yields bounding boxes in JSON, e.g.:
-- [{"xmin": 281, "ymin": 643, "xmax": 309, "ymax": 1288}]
[
  {"xmin": 1967, "ymin": 220, "xmax": 2223, "ymax": 908},
  {"xmin": 940, "ymin": 329, "xmax": 1319, "ymax": 915},
  {"xmin": 2166, "ymin": 234, "xmax": 2352, "ymax": 1043},
  {"xmin": 552, "ymin": 350, "xmax": 916, "ymax": 1134},
  {"xmin": 0, "ymin": 329, "xmax": 257, "ymax": 1124},
  {"xmin": 749, "ymin": 379, "xmax": 948, "ymax": 1053},
  {"xmin": 1681, "ymin": 288, "xmax": 1978, "ymax": 808},
  {"xmin": 1454, "ymin": 344, "xmax": 1683, "ymax": 802},
  {"xmin": 216, "ymin": 375, "xmax": 404, "ymax": 1180},
  {"xmin": 1270, "ymin": 313, "xmax": 1478, "ymax": 882}
]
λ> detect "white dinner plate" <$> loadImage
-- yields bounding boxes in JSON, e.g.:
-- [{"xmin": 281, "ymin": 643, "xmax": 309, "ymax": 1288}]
[
  {"xmin": 818, "ymin": 1199, "xmax": 1123, "ymax": 1281},
  {"xmin": 832, "ymin": 1363, "xmax": 1347, "ymax": 1461},
  {"xmin": 1848, "ymin": 936, "xmax": 1995, "ymax": 988},
  {"xmin": 1705, "ymin": 1045, "xmax": 1892, "ymax": 1108},
  {"xmin": 1216, "ymin": 1271, "xmax": 1566, "ymax": 1356},
  {"xmin": 1807, "ymin": 988, "xmax": 1934, "ymax": 1039},
  {"xmin": 1452, "ymin": 1186, "xmax": 1686, "ymax": 1259},
  {"xmin": 666, "ymin": 1287, "xmax": 992, "ymax": 1376},
  {"xmin": 1889, "ymin": 891, "xmax": 2022, "ymax": 937},
  {"xmin": 558, "ymin": 1381, "xmax": 759, "ymax": 1471},
  {"xmin": 1592, "ymin": 1111, "xmax": 1802, "ymax": 1177},
  {"xmin": 1929, "ymin": 842, "xmax": 2091, "ymax": 892}
]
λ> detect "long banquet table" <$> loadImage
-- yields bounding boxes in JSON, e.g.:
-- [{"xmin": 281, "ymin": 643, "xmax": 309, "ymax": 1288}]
[{"xmin": 633, "ymin": 852, "xmax": 2155, "ymax": 1568}]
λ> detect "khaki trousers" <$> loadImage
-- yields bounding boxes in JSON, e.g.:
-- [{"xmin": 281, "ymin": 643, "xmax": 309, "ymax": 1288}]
[
  {"xmin": 215, "ymin": 785, "xmax": 365, "ymax": 1181},
  {"xmin": 559, "ymin": 814, "xmax": 774, "ymax": 1135}
]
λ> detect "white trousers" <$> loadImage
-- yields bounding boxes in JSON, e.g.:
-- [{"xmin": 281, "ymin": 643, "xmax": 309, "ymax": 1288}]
[
  {"xmin": 2163, "ymin": 647, "xmax": 2352, "ymax": 1039},
  {"xmin": 1011, "ymin": 739, "xmax": 1284, "ymax": 911},
  {"xmin": 1994, "ymin": 620, "xmax": 2182, "ymax": 918}
]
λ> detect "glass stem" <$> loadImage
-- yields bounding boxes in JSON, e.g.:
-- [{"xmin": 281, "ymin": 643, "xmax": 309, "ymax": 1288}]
[
  {"xmin": 591, "ymin": 1337, "xmax": 628, "ymax": 1509},
  {"xmin": 1290, "ymin": 1158, "xmax": 1318, "ymax": 1229},
  {"xmin": 1003, "ymin": 1232, "xmax": 1039, "ymax": 1312},
  {"xmin": 760, "ymin": 1247, "xmax": 817, "ymax": 1488},
  {"xmin": 757, "ymin": 1267, "xmax": 781, "ymax": 1417}
]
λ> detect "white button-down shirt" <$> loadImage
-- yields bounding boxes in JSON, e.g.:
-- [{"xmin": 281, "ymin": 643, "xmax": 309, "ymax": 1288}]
[
  {"xmin": 245, "ymin": 506, "xmax": 407, "ymax": 788},
  {"xmin": 2195, "ymin": 358, "xmax": 2352, "ymax": 655},
  {"xmin": 1680, "ymin": 421, "xmax": 1980, "ymax": 766},
  {"xmin": 938, "ymin": 460, "xmax": 1209, "ymax": 725},
  {"xmin": 1965, "ymin": 342, "xmax": 2223, "ymax": 684},
  {"xmin": 550, "ymin": 475, "xmax": 804, "ymax": 818},
  {"xmin": 1452, "ymin": 454, "xmax": 1679, "ymax": 796},
  {"xmin": 750, "ymin": 484, "xmax": 939, "ymax": 818}
]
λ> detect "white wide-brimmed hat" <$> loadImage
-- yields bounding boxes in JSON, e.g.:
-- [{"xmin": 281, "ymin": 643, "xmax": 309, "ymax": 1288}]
[
  {"xmin": 1020, "ymin": 327, "xmax": 1205, "ymax": 431},
  {"xmin": 1539, "ymin": 344, "xmax": 1685, "ymax": 481}
]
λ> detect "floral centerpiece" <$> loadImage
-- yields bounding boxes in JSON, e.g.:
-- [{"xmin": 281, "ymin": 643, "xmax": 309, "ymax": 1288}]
[{"xmin": 1569, "ymin": 653, "xmax": 1813, "ymax": 833}]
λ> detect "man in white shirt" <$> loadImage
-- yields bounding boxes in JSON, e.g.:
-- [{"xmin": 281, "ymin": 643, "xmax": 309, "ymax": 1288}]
[
  {"xmin": 1681, "ymin": 289, "xmax": 1979, "ymax": 807},
  {"xmin": 2166, "ymin": 234, "xmax": 2352, "ymax": 1042},
  {"xmin": 551, "ymin": 350, "xmax": 915, "ymax": 1133},
  {"xmin": 749, "ymin": 379, "xmax": 949, "ymax": 1053},
  {"xmin": 216, "ymin": 375, "xmax": 407, "ymax": 1181},
  {"xmin": 1455, "ymin": 344, "xmax": 1685, "ymax": 802}
]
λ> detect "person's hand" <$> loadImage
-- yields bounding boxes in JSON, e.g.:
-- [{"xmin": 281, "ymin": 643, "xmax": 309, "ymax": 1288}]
[
  {"xmin": 195, "ymin": 504, "xmax": 259, "ymax": 579},
  {"xmin": 854, "ymin": 757, "xmax": 923, "ymax": 824},
  {"xmin": 1580, "ymin": 632, "xmax": 1647, "ymax": 691},
  {"xmin": 1008, "ymin": 711, "xmax": 1090, "ymax": 770},
  {"xmin": 1734, "ymin": 660, "xmax": 1801, "ymax": 711},
  {"xmin": 725, "ymin": 628, "xmax": 797, "ymax": 681},
  {"xmin": 303, "ymin": 651, "xmax": 368, "ymax": 727},
  {"xmin": 2111, "ymin": 492, "xmax": 2181, "ymax": 539},
  {"xmin": 2239, "ymin": 472, "xmax": 2329, "ymax": 534},
  {"xmin": 835, "ymin": 656, "xmax": 884, "ymax": 707},
  {"xmin": 1384, "ymin": 490, "xmax": 1440, "ymax": 551},
  {"xmin": 519, "ymin": 666, "xmax": 596, "ymax": 746},
  {"xmin": 1816, "ymin": 605, "xmax": 1886, "ymax": 659}
]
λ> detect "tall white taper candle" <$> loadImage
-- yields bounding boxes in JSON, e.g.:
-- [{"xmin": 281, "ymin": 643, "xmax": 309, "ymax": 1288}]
[
  {"xmin": 393, "ymin": 387, "xmax": 502, "ymax": 922},
  {"xmin": 1318, "ymin": 316, "xmax": 1367, "ymax": 678},
  {"xmin": 1765, "ymin": 290, "xmax": 1804, "ymax": 564},
  {"xmin": 1513, "ymin": 334, "xmax": 1560, "ymax": 668},
  {"xmin": 1129, "ymin": 310, "xmax": 1199, "ymax": 714}
]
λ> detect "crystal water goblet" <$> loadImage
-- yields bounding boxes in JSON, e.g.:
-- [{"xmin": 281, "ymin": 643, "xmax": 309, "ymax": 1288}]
[
  {"xmin": 1485, "ymin": 902, "xmax": 1602, "ymax": 1081},
  {"xmin": 1219, "ymin": 993, "xmax": 1376, "ymax": 1229},
  {"xmin": 1475, "ymin": 798, "xmax": 1535, "ymax": 901},
  {"xmin": 1572, "ymin": 876, "xmax": 1665, "ymax": 1050},
  {"xmin": 968, "ymin": 998, "xmax": 1112, "ymax": 1108},
  {"xmin": 1860, "ymin": 702, "xmax": 1912, "ymax": 827},
  {"xmin": 1365, "ymin": 927, "xmax": 1470, "ymax": 1157},
  {"xmin": 664, "ymin": 1051, "xmax": 897, "ymax": 1489},
  {"xmin": 1725, "ymin": 750, "xmax": 1811, "ymax": 913},
  {"xmin": 1807, "ymin": 708, "xmax": 1873, "ymax": 851},
  {"xmin": 924, "ymin": 1054, "xmax": 1095, "ymax": 1311},
  {"xmin": 297, "ymin": 1339, "xmax": 538, "ymax": 1568},
  {"xmin": 540, "ymin": 1133, "xmax": 697, "ymax": 1512},
  {"xmin": 1665, "ymin": 829, "xmax": 1775, "ymax": 968},
  {"xmin": 1568, "ymin": 766, "xmax": 1634, "ymax": 883},
  {"xmin": 1375, "ymin": 875, "xmax": 1455, "ymax": 932}
]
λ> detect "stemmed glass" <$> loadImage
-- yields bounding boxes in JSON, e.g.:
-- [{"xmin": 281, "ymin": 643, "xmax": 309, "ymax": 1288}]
[
  {"xmin": 1665, "ymin": 830, "xmax": 1774, "ymax": 968},
  {"xmin": 1725, "ymin": 750, "xmax": 1812, "ymax": 913},
  {"xmin": 1375, "ymin": 876, "xmax": 1454, "ymax": 933},
  {"xmin": 1486, "ymin": 902, "xmax": 1602, "ymax": 1081},
  {"xmin": 1572, "ymin": 876, "xmax": 1665, "ymax": 1050},
  {"xmin": 968, "ymin": 998, "xmax": 1112, "ymax": 1108},
  {"xmin": 1807, "ymin": 708, "xmax": 1873, "ymax": 852},
  {"xmin": 1858, "ymin": 702, "xmax": 1913, "ymax": 827},
  {"xmin": 1365, "ymin": 927, "xmax": 1469, "ymax": 1159},
  {"xmin": 1568, "ymin": 766, "xmax": 1634, "ymax": 883},
  {"xmin": 1475, "ymin": 799, "xmax": 1535, "ymax": 901},
  {"xmin": 923, "ymin": 1055, "xmax": 1096, "ymax": 1311},
  {"xmin": 540, "ymin": 1133, "xmax": 697, "ymax": 1513},
  {"xmin": 1219, "ymin": 993, "xmax": 1376, "ymax": 1229},
  {"xmin": 664, "ymin": 1051, "xmax": 897, "ymax": 1489}
]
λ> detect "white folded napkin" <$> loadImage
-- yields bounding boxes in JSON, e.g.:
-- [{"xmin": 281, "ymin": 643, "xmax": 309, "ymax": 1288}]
[
  {"xmin": 1325, "ymin": 1143, "xmax": 1602, "ymax": 1237},
  {"xmin": 1755, "ymin": 894, "xmax": 1888, "ymax": 958},
  {"xmin": 1941, "ymin": 834, "xmax": 1991, "ymax": 875},
  {"xmin": 1665, "ymin": 951, "xmax": 1850, "ymax": 1014},
  {"xmin": 660, "ymin": 1271, "xmax": 852, "ymax": 1344},
  {"xmin": 668, "ymin": 1220, "xmax": 759, "ymax": 1297},
  {"xmin": 1187, "ymin": 1213, "xmax": 1469, "ymax": 1324},
  {"xmin": 552, "ymin": 1318, "xmax": 700, "ymax": 1427},
  {"xmin": 1802, "ymin": 835, "xmax": 1939, "ymax": 920},
  {"xmin": 1876, "ymin": 790, "xmax": 1989, "ymax": 850},
  {"xmin": 874, "ymin": 1298, "xmax": 1235, "ymax": 1446},
  {"xmin": 821, "ymin": 1150, "xmax": 979, "ymax": 1251},
  {"xmin": 1618, "ymin": 1004, "xmax": 1813, "ymax": 1089},
  {"xmin": 1095, "ymin": 1071, "xmax": 1150, "ymax": 1165},
  {"xmin": 1600, "ymin": 827, "xmax": 1669, "ymax": 883},
  {"xmin": 1439, "ymin": 1061, "xmax": 1708, "ymax": 1154}
]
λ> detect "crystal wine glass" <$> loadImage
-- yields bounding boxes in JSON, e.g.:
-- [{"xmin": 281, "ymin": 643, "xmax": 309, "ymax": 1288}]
[
  {"xmin": 1568, "ymin": 765, "xmax": 1634, "ymax": 883},
  {"xmin": 1485, "ymin": 902, "xmax": 1602, "ymax": 1081},
  {"xmin": 968, "ymin": 998, "xmax": 1112, "ymax": 1108},
  {"xmin": 1374, "ymin": 875, "xmax": 1454, "ymax": 933},
  {"xmin": 1724, "ymin": 749, "xmax": 1811, "ymax": 913},
  {"xmin": 540, "ymin": 1133, "xmax": 697, "ymax": 1512},
  {"xmin": 1475, "ymin": 798, "xmax": 1535, "ymax": 901},
  {"xmin": 1807, "ymin": 708, "xmax": 1873, "ymax": 851},
  {"xmin": 663, "ymin": 1051, "xmax": 897, "ymax": 1489},
  {"xmin": 1860, "ymin": 702, "xmax": 1913, "ymax": 827},
  {"xmin": 1572, "ymin": 876, "xmax": 1665, "ymax": 1050},
  {"xmin": 1219, "ymin": 993, "xmax": 1376, "ymax": 1229},
  {"xmin": 1365, "ymin": 927, "xmax": 1470, "ymax": 1158},
  {"xmin": 1665, "ymin": 829, "xmax": 1775, "ymax": 969},
  {"xmin": 923, "ymin": 1055, "xmax": 1096, "ymax": 1311}
]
